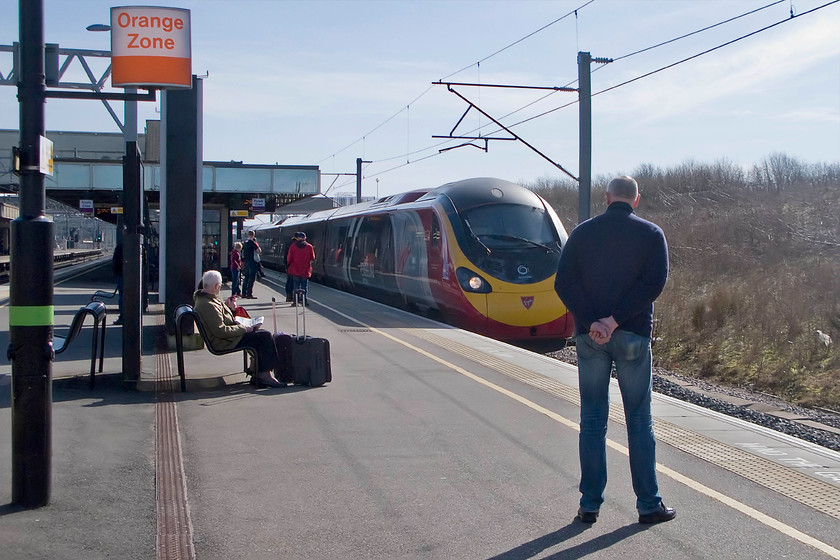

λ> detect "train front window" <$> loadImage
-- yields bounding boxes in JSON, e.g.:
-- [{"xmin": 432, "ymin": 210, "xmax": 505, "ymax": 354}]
[
  {"xmin": 460, "ymin": 204, "xmax": 561, "ymax": 284},
  {"xmin": 463, "ymin": 204, "xmax": 558, "ymax": 248}
]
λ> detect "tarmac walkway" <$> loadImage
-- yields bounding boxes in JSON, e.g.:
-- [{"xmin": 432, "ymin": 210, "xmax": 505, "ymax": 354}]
[{"xmin": 2, "ymin": 268, "xmax": 839, "ymax": 559}]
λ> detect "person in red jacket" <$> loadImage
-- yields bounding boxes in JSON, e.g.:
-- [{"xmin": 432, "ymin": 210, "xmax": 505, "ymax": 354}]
[{"xmin": 286, "ymin": 231, "xmax": 315, "ymax": 306}]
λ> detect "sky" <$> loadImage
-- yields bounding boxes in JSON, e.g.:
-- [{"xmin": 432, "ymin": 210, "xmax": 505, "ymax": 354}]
[{"xmin": 1, "ymin": 0, "xmax": 839, "ymax": 199}]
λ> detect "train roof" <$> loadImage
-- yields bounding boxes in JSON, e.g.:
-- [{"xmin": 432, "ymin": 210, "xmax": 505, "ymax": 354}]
[
  {"xmin": 258, "ymin": 178, "xmax": 545, "ymax": 232},
  {"xmin": 420, "ymin": 177, "xmax": 544, "ymax": 209}
]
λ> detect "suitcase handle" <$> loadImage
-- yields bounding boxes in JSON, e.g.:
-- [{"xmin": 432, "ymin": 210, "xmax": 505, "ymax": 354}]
[{"xmin": 294, "ymin": 288, "xmax": 306, "ymax": 337}]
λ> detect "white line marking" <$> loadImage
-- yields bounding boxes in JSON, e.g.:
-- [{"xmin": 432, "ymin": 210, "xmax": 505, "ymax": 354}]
[{"xmin": 317, "ymin": 299, "xmax": 840, "ymax": 558}]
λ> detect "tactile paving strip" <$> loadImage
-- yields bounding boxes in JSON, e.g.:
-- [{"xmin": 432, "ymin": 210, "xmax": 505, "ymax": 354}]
[
  {"xmin": 154, "ymin": 311, "xmax": 196, "ymax": 560},
  {"xmin": 406, "ymin": 328, "xmax": 840, "ymax": 520}
]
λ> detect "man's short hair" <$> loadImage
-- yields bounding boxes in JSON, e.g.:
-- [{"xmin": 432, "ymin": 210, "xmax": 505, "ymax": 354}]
[
  {"xmin": 202, "ymin": 270, "xmax": 222, "ymax": 290},
  {"xmin": 246, "ymin": 230, "xmax": 255, "ymax": 238},
  {"xmin": 607, "ymin": 175, "xmax": 639, "ymax": 200}
]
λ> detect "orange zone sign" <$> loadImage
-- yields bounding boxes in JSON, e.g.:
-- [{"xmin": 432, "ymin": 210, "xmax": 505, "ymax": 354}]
[{"xmin": 110, "ymin": 6, "xmax": 191, "ymax": 88}]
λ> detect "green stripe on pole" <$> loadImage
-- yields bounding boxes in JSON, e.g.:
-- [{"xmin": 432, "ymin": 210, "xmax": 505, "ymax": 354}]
[{"xmin": 9, "ymin": 306, "xmax": 54, "ymax": 327}]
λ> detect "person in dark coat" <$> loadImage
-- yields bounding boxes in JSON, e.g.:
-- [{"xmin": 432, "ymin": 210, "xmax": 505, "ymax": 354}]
[
  {"xmin": 241, "ymin": 230, "xmax": 261, "ymax": 299},
  {"xmin": 554, "ymin": 175, "xmax": 675, "ymax": 525}
]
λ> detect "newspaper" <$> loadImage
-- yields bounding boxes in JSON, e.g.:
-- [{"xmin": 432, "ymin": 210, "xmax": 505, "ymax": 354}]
[{"xmin": 235, "ymin": 316, "xmax": 264, "ymax": 329}]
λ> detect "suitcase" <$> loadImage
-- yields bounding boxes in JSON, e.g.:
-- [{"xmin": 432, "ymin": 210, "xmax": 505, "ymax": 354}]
[{"xmin": 272, "ymin": 292, "xmax": 331, "ymax": 387}]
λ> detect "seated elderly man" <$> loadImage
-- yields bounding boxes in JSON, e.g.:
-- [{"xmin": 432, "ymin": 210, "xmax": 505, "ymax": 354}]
[{"xmin": 193, "ymin": 270, "xmax": 285, "ymax": 388}]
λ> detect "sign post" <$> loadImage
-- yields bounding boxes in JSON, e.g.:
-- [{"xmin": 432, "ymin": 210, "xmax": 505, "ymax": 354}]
[
  {"xmin": 9, "ymin": 1, "xmax": 192, "ymax": 508},
  {"xmin": 11, "ymin": 0, "xmax": 54, "ymax": 508}
]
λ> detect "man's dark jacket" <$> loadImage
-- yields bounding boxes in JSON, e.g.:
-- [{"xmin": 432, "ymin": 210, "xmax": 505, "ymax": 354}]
[{"xmin": 554, "ymin": 201, "xmax": 668, "ymax": 338}]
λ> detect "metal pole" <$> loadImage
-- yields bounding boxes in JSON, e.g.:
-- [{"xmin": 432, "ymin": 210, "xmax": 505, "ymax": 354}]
[
  {"xmin": 355, "ymin": 157, "xmax": 362, "ymax": 204},
  {"xmin": 10, "ymin": 0, "xmax": 53, "ymax": 508},
  {"xmin": 578, "ymin": 51, "xmax": 592, "ymax": 223},
  {"xmin": 121, "ymin": 88, "xmax": 142, "ymax": 387},
  {"xmin": 121, "ymin": 142, "xmax": 143, "ymax": 386},
  {"xmin": 355, "ymin": 158, "xmax": 371, "ymax": 203}
]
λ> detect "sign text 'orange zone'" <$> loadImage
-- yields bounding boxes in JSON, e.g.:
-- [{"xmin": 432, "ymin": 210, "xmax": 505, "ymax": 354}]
[{"xmin": 110, "ymin": 6, "xmax": 192, "ymax": 89}]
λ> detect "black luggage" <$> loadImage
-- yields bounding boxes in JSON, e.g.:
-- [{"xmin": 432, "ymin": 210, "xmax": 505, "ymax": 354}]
[{"xmin": 272, "ymin": 292, "xmax": 331, "ymax": 387}]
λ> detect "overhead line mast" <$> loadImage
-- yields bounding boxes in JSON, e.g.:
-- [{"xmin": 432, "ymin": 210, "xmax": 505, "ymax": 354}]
[{"xmin": 432, "ymin": 53, "xmax": 611, "ymax": 222}]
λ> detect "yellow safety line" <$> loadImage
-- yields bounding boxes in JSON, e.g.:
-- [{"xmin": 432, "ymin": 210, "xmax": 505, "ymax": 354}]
[{"xmin": 318, "ymin": 301, "xmax": 840, "ymax": 559}]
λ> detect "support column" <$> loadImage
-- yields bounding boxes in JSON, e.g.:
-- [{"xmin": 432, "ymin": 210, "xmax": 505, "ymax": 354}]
[
  {"xmin": 121, "ymin": 142, "xmax": 143, "ymax": 386},
  {"xmin": 162, "ymin": 75, "xmax": 202, "ymax": 333},
  {"xmin": 10, "ymin": 0, "xmax": 53, "ymax": 508}
]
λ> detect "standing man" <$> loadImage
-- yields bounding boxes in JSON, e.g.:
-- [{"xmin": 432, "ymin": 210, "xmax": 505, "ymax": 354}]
[
  {"xmin": 241, "ymin": 230, "xmax": 261, "ymax": 299},
  {"xmin": 284, "ymin": 233, "xmax": 298, "ymax": 302},
  {"xmin": 286, "ymin": 231, "xmax": 315, "ymax": 306},
  {"xmin": 554, "ymin": 175, "xmax": 674, "ymax": 525}
]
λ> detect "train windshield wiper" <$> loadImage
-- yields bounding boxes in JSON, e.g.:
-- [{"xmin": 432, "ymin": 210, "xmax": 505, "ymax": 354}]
[
  {"xmin": 464, "ymin": 220, "xmax": 492, "ymax": 255},
  {"xmin": 479, "ymin": 234, "xmax": 555, "ymax": 252}
]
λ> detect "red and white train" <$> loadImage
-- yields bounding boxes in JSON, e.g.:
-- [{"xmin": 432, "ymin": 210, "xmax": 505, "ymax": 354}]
[{"xmin": 255, "ymin": 178, "xmax": 573, "ymax": 351}]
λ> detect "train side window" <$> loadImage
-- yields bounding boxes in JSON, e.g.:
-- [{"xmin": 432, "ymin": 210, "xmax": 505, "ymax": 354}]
[{"xmin": 431, "ymin": 215, "xmax": 441, "ymax": 248}]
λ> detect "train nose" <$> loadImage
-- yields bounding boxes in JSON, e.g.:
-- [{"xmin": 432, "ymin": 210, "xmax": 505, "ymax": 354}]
[{"xmin": 484, "ymin": 288, "xmax": 567, "ymax": 327}]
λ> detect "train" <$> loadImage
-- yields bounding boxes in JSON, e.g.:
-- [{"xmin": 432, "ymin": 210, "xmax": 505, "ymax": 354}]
[{"xmin": 254, "ymin": 177, "xmax": 574, "ymax": 351}]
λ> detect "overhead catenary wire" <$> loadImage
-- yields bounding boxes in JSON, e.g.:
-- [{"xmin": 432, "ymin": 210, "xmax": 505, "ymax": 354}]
[
  {"xmin": 609, "ymin": 0, "xmax": 786, "ymax": 63},
  {"xmin": 317, "ymin": 0, "xmax": 596, "ymax": 166},
  {"xmin": 439, "ymin": 0, "xmax": 595, "ymax": 82},
  {"xmin": 460, "ymin": 0, "xmax": 802, "ymax": 139},
  {"xmin": 403, "ymin": 0, "xmax": 838, "ymax": 158},
  {"xmin": 329, "ymin": 0, "xmax": 838, "ymax": 189}
]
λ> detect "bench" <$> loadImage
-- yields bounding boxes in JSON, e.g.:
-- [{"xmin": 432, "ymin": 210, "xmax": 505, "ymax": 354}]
[
  {"xmin": 53, "ymin": 301, "xmax": 107, "ymax": 389},
  {"xmin": 91, "ymin": 286, "xmax": 118, "ymax": 301},
  {"xmin": 173, "ymin": 304, "xmax": 259, "ymax": 392}
]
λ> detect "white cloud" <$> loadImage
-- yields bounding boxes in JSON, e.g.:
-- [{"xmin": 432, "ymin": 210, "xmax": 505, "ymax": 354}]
[{"xmin": 597, "ymin": 14, "xmax": 840, "ymax": 125}]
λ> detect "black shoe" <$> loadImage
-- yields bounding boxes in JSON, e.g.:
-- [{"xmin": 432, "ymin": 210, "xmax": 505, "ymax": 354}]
[
  {"xmin": 577, "ymin": 508, "xmax": 599, "ymax": 523},
  {"xmin": 638, "ymin": 503, "xmax": 676, "ymax": 524},
  {"xmin": 256, "ymin": 371, "xmax": 286, "ymax": 388},
  {"xmin": 285, "ymin": 295, "xmax": 293, "ymax": 302}
]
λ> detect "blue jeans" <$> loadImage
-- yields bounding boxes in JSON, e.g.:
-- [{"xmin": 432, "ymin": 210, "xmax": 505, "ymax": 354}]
[
  {"xmin": 291, "ymin": 276, "xmax": 308, "ymax": 302},
  {"xmin": 242, "ymin": 262, "xmax": 258, "ymax": 297},
  {"xmin": 231, "ymin": 268, "xmax": 241, "ymax": 296},
  {"xmin": 576, "ymin": 330, "xmax": 662, "ymax": 514},
  {"xmin": 116, "ymin": 274, "xmax": 123, "ymax": 318}
]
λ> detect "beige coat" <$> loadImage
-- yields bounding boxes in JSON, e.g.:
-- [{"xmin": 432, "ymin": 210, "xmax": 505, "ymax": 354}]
[{"xmin": 193, "ymin": 290, "xmax": 247, "ymax": 350}]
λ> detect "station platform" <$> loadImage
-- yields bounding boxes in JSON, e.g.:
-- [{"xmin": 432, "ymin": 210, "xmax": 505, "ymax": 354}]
[{"xmin": 1, "ymin": 266, "xmax": 840, "ymax": 559}]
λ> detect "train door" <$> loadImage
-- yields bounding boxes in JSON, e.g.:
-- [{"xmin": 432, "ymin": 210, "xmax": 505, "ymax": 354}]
[
  {"xmin": 324, "ymin": 218, "xmax": 351, "ymax": 288},
  {"xmin": 392, "ymin": 211, "xmax": 433, "ymax": 305},
  {"xmin": 427, "ymin": 211, "xmax": 443, "ymax": 284},
  {"xmin": 348, "ymin": 214, "xmax": 393, "ymax": 294}
]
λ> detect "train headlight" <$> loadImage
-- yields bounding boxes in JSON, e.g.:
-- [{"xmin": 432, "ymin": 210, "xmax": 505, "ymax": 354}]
[{"xmin": 456, "ymin": 267, "xmax": 492, "ymax": 293}]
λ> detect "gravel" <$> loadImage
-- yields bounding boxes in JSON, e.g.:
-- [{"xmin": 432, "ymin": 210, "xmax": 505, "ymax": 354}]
[{"xmin": 547, "ymin": 347, "xmax": 840, "ymax": 453}]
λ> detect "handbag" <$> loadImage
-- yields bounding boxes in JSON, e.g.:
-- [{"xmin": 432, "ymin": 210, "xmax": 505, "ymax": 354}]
[{"xmin": 253, "ymin": 252, "xmax": 261, "ymax": 263}]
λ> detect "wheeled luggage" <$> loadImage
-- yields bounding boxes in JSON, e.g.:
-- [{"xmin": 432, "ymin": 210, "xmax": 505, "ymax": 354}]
[{"xmin": 271, "ymin": 292, "xmax": 331, "ymax": 387}]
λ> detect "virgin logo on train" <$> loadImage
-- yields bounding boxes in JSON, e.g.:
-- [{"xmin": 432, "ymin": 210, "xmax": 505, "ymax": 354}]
[
  {"xmin": 517, "ymin": 265, "xmax": 529, "ymax": 276},
  {"xmin": 521, "ymin": 296, "xmax": 534, "ymax": 309}
]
